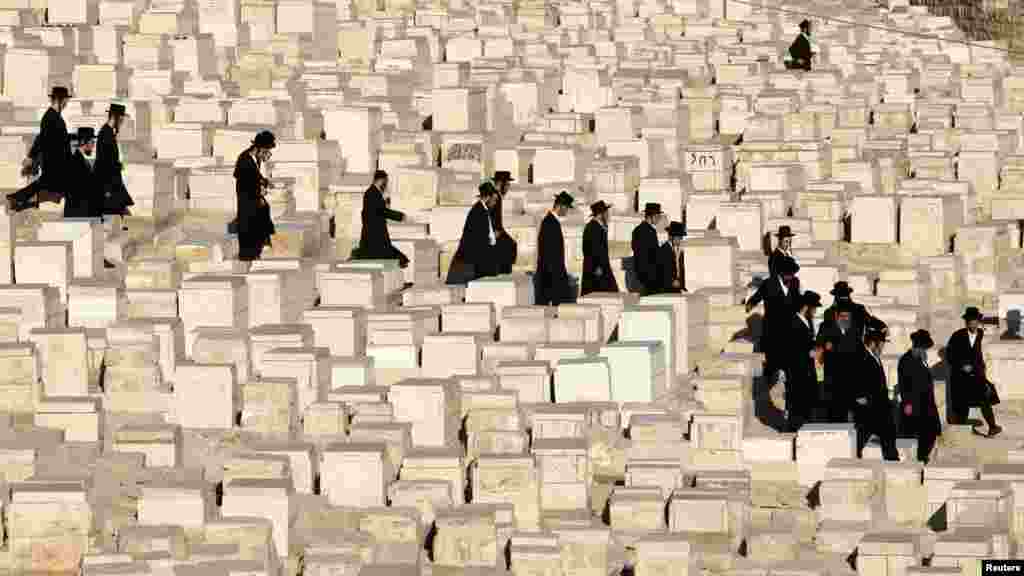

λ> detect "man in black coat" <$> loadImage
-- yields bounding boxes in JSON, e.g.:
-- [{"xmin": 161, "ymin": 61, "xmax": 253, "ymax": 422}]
[
  {"xmin": 630, "ymin": 203, "xmax": 663, "ymax": 295},
  {"xmin": 898, "ymin": 329, "xmax": 942, "ymax": 463},
  {"xmin": 446, "ymin": 181, "xmax": 499, "ymax": 284},
  {"xmin": 535, "ymin": 191, "xmax": 575, "ymax": 306},
  {"xmin": 8, "ymin": 86, "xmax": 72, "ymax": 212},
  {"xmin": 746, "ymin": 256, "xmax": 801, "ymax": 386},
  {"xmin": 821, "ymin": 281, "xmax": 872, "ymax": 339},
  {"xmin": 816, "ymin": 298, "xmax": 863, "ymax": 423},
  {"xmin": 946, "ymin": 307, "xmax": 1002, "ymax": 436},
  {"xmin": 354, "ymin": 170, "xmax": 408, "ymax": 268},
  {"xmin": 785, "ymin": 19, "xmax": 814, "ymax": 71},
  {"xmin": 655, "ymin": 221, "xmax": 687, "ymax": 294},
  {"xmin": 851, "ymin": 318, "xmax": 900, "ymax": 460},
  {"xmin": 493, "ymin": 171, "xmax": 518, "ymax": 274},
  {"xmin": 581, "ymin": 200, "xmax": 618, "ymax": 296},
  {"xmin": 234, "ymin": 130, "xmax": 277, "ymax": 261},
  {"xmin": 768, "ymin": 225, "xmax": 797, "ymax": 278},
  {"xmin": 96, "ymin": 103, "xmax": 134, "ymax": 219},
  {"xmin": 64, "ymin": 127, "xmax": 96, "ymax": 219},
  {"xmin": 785, "ymin": 290, "xmax": 822, "ymax": 431}
]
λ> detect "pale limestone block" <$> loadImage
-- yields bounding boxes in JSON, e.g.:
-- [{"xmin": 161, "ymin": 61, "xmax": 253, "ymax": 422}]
[{"xmin": 358, "ymin": 507, "xmax": 423, "ymax": 566}]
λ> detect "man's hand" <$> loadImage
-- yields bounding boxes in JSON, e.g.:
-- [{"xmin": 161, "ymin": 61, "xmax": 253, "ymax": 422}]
[
  {"xmin": 855, "ymin": 397, "xmax": 868, "ymax": 406},
  {"xmin": 903, "ymin": 404, "xmax": 912, "ymax": 416},
  {"xmin": 962, "ymin": 365, "xmax": 973, "ymax": 374},
  {"xmin": 745, "ymin": 301, "xmax": 754, "ymax": 313},
  {"xmin": 594, "ymin": 267, "xmax": 603, "ymax": 277},
  {"xmin": 672, "ymin": 279, "xmax": 681, "ymax": 288}
]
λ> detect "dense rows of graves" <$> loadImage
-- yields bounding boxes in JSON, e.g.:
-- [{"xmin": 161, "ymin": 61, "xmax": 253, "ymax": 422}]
[{"xmin": 0, "ymin": 0, "xmax": 1023, "ymax": 574}]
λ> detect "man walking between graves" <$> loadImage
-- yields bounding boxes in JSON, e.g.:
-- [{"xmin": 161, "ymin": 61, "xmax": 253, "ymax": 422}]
[
  {"xmin": 768, "ymin": 225, "xmax": 797, "ymax": 278},
  {"xmin": 946, "ymin": 306, "xmax": 1002, "ymax": 436},
  {"xmin": 535, "ymin": 191, "xmax": 576, "ymax": 306},
  {"xmin": 746, "ymin": 256, "xmax": 801, "ymax": 389},
  {"xmin": 852, "ymin": 317, "xmax": 900, "ymax": 460},
  {"xmin": 786, "ymin": 290, "xmax": 822, "ymax": 432},
  {"xmin": 581, "ymin": 200, "xmax": 618, "ymax": 296},
  {"xmin": 96, "ymin": 103, "xmax": 134, "ymax": 220},
  {"xmin": 655, "ymin": 221, "xmax": 687, "ymax": 294},
  {"xmin": 630, "ymin": 203, "xmax": 664, "ymax": 295},
  {"xmin": 446, "ymin": 181, "xmax": 499, "ymax": 285},
  {"xmin": 785, "ymin": 19, "xmax": 815, "ymax": 71},
  {"xmin": 7, "ymin": 86, "xmax": 72, "ymax": 212},
  {"xmin": 64, "ymin": 127, "xmax": 96, "ymax": 219},
  {"xmin": 492, "ymin": 170, "xmax": 518, "ymax": 274},
  {"xmin": 234, "ymin": 130, "xmax": 277, "ymax": 261},
  {"xmin": 898, "ymin": 329, "xmax": 942, "ymax": 463},
  {"xmin": 816, "ymin": 298, "xmax": 862, "ymax": 423},
  {"xmin": 821, "ymin": 281, "xmax": 871, "ymax": 338},
  {"xmin": 354, "ymin": 170, "xmax": 409, "ymax": 269}
]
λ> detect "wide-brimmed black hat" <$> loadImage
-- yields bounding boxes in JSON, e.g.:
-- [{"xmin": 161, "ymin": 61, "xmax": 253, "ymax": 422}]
[
  {"xmin": 49, "ymin": 86, "xmax": 71, "ymax": 99},
  {"xmin": 479, "ymin": 180, "xmax": 497, "ymax": 197},
  {"xmin": 801, "ymin": 290, "xmax": 822, "ymax": 308},
  {"xmin": 865, "ymin": 317, "xmax": 890, "ymax": 341},
  {"xmin": 910, "ymin": 329, "xmax": 934, "ymax": 349},
  {"xmin": 799, "ymin": 19, "xmax": 811, "ymax": 30},
  {"xmin": 643, "ymin": 203, "xmax": 663, "ymax": 216},
  {"xmin": 666, "ymin": 221, "xmax": 686, "ymax": 238},
  {"xmin": 252, "ymin": 130, "xmax": 276, "ymax": 149},
  {"xmin": 554, "ymin": 191, "xmax": 575, "ymax": 207},
  {"xmin": 75, "ymin": 127, "xmax": 95, "ymax": 143},
  {"xmin": 776, "ymin": 257, "xmax": 800, "ymax": 275},
  {"xmin": 830, "ymin": 281, "xmax": 854, "ymax": 297},
  {"xmin": 962, "ymin": 306, "xmax": 982, "ymax": 321},
  {"xmin": 590, "ymin": 200, "xmax": 611, "ymax": 216},
  {"xmin": 494, "ymin": 170, "xmax": 514, "ymax": 183},
  {"xmin": 775, "ymin": 225, "xmax": 796, "ymax": 238},
  {"xmin": 107, "ymin": 103, "xmax": 128, "ymax": 116}
]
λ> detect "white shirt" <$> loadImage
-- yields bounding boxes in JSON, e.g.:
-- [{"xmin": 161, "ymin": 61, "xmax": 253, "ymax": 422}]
[
  {"xmin": 779, "ymin": 276, "xmax": 788, "ymax": 296},
  {"xmin": 482, "ymin": 199, "xmax": 496, "ymax": 245},
  {"xmin": 967, "ymin": 330, "xmax": 977, "ymax": 348}
]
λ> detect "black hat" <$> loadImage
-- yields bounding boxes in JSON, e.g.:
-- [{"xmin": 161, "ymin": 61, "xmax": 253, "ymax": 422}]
[
  {"xmin": 75, "ymin": 127, "xmax": 95, "ymax": 143},
  {"xmin": 666, "ymin": 221, "xmax": 686, "ymax": 238},
  {"xmin": 799, "ymin": 19, "xmax": 811, "ymax": 29},
  {"xmin": 776, "ymin": 257, "xmax": 800, "ymax": 275},
  {"xmin": 830, "ymin": 281, "xmax": 854, "ymax": 297},
  {"xmin": 801, "ymin": 290, "xmax": 822, "ymax": 308},
  {"xmin": 479, "ymin": 180, "xmax": 497, "ymax": 197},
  {"xmin": 962, "ymin": 306, "xmax": 982, "ymax": 321},
  {"xmin": 107, "ymin": 103, "xmax": 128, "ymax": 116},
  {"xmin": 590, "ymin": 200, "xmax": 611, "ymax": 216},
  {"xmin": 554, "ymin": 191, "xmax": 575, "ymax": 207},
  {"xmin": 865, "ymin": 317, "xmax": 890, "ymax": 341},
  {"xmin": 494, "ymin": 170, "xmax": 514, "ymax": 183},
  {"xmin": 373, "ymin": 169, "xmax": 388, "ymax": 181},
  {"xmin": 643, "ymin": 203, "xmax": 663, "ymax": 216},
  {"xmin": 252, "ymin": 130, "xmax": 276, "ymax": 149},
  {"xmin": 775, "ymin": 225, "xmax": 796, "ymax": 238},
  {"xmin": 49, "ymin": 86, "xmax": 71, "ymax": 99},
  {"xmin": 910, "ymin": 329, "xmax": 934, "ymax": 349}
]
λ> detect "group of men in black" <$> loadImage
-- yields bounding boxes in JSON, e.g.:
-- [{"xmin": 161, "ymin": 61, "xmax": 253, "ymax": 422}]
[
  {"xmin": 746, "ymin": 227, "xmax": 1002, "ymax": 463},
  {"xmin": 7, "ymin": 86, "xmax": 133, "ymax": 223}
]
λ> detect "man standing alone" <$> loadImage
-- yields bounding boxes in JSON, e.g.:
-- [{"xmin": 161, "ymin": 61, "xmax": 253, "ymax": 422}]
[
  {"xmin": 234, "ymin": 130, "xmax": 277, "ymax": 261},
  {"xmin": 946, "ymin": 307, "xmax": 1002, "ymax": 436},
  {"xmin": 355, "ymin": 170, "xmax": 409, "ymax": 268}
]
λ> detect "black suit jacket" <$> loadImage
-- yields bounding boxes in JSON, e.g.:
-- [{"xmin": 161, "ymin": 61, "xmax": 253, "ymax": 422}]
[
  {"xmin": 234, "ymin": 149, "xmax": 274, "ymax": 240},
  {"xmin": 63, "ymin": 150, "xmax": 95, "ymax": 218},
  {"xmin": 946, "ymin": 328, "xmax": 993, "ymax": 408},
  {"xmin": 898, "ymin": 350, "xmax": 942, "ymax": 436},
  {"xmin": 854, "ymin": 345, "xmax": 891, "ymax": 409},
  {"xmin": 582, "ymin": 219, "xmax": 617, "ymax": 295},
  {"xmin": 816, "ymin": 320, "xmax": 861, "ymax": 401},
  {"xmin": 788, "ymin": 314, "xmax": 817, "ymax": 388},
  {"xmin": 357, "ymin": 184, "xmax": 404, "ymax": 260},
  {"xmin": 28, "ymin": 108, "xmax": 70, "ymax": 190},
  {"xmin": 448, "ymin": 201, "xmax": 496, "ymax": 283},
  {"xmin": 748, "ymin": 275, "xmax": 801, "ymax": 355},
  {"xmin": 95, "ymin": 124, "xmax": 133, "ymax": 215},
  {"xmin": 490, "ymin": 192, "xmax": 505, "ymax": 232},
  {"xmin": 655, "ymin": 242, "xmax": 686, "ymax": 294},
  {"xmin": 788, "ymin": 33, "xmax": 812, "ymax": 70},
  {"xmin": 535, "ymin": 212, "xmax": 571, "ymax": 305},
  {"xmin": 631, "ymin": 222, "xmax": 659, "ymax": 292}
]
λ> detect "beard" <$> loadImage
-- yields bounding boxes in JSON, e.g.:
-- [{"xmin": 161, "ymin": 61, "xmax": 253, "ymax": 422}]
[{"xmin": 837, "ymin": 319, "xmax": 851, "ymax": 331}]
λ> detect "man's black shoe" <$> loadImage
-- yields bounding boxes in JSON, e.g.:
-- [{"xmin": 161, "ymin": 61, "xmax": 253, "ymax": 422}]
[{"xmin": 103, "ymin": 259, "xmax": 116, "ymax": 269}]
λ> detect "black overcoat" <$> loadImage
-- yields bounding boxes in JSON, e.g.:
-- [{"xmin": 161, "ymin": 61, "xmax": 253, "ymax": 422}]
[
  {"xmin": 535, "ymin": 212, "xmax": 572, "ymax": 305},
  {"xmin": 95, "ymin": 124, "xmax": 134, "ymax": 216},
  {"xmin": 897, "ymin": 350, "xmax": 942, "ymax": 437},
  {"xmin": 946, "ymin": 327, "xmax": 999, "ymax": 409},
  {"xmin": 581, "ymin": 219, "xmax": 618, "ymax": 295},
  {"xmin": 446, "ymin": 201, "xmax": 497, "ymax": 284},
  {"xmin": 631, "ymin": 222, "xmax": 659, "ymax": 294},
  {"xmin": 63, "ymin": 150, "xmax": 95, "ymax": 218}
]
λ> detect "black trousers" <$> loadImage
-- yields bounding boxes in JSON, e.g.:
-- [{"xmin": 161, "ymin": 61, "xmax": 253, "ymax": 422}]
[
  {"xmin": 495, "ymin": 234, "xmax": 517, "ymax": 275},
  {"xmin": 917, "ymin": 431, "xmax": 938, "ymax": 464},
  {"xmin": 950, "ymin": 402, "xmax": 997, "ymax": 428},
  {"xmin": 854, "ymin": 403, "xmax": 899, "ymax": 460},
  {"xmin": 238, "ymin": 231, "xmax": 266, "ymax": 261}
]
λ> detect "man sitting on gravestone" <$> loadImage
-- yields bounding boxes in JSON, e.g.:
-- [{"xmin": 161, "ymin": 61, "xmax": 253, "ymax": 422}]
[{"xmin": 785, "ymin": 19, "xmax": 815, "ymax": 71}]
